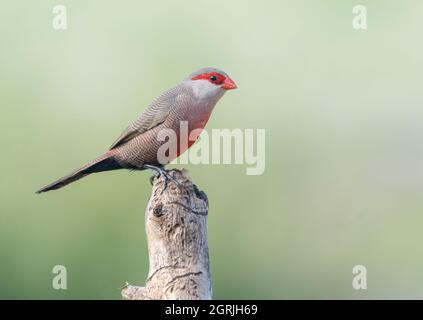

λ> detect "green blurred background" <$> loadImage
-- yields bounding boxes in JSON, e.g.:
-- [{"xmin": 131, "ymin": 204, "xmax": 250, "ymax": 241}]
[{"xmin": 1, "ymin": 0, "xmax": 423, "ymax": 299}]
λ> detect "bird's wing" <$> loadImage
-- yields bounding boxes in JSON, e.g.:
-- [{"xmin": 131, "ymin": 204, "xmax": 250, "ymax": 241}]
[{"xmin": 109, "ymin": 87, "xmax": 180, "ymax": 150}]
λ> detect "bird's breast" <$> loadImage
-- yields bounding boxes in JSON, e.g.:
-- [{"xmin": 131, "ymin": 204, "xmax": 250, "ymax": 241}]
[{"xmin": 172, "ymin": 101, "xmax": 215, "ymax": 156}]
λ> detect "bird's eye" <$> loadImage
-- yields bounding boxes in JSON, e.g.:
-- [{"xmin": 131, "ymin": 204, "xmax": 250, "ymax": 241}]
[{"xmin": 210, "ymin": 75, "xmax": 217, "ymax": 82}]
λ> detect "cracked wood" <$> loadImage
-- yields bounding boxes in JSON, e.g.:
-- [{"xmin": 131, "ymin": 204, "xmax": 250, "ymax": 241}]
[{"xmin": 121, "ymin": 169, "xmax": 212, "ymax": 300}]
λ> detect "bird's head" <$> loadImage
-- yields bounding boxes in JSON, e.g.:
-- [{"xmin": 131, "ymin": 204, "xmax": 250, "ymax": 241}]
[{"xmin": 184, "ymin": 67, "xmax": 237, "ymax": 101}]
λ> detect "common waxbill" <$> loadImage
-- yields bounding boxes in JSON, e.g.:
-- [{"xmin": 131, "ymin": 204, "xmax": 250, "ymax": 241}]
[{"xmin": 36, "ymin": 67, "xmax": 237, "ymax": 193}]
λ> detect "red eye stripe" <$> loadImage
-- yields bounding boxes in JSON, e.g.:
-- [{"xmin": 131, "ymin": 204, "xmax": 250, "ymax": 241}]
[{"xmin": 191, "ymin": 72, "xmax": 226, "ymax": 85}]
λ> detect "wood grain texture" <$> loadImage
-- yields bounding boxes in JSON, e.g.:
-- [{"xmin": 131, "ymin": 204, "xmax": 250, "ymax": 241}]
[{"xmin": 121, "ymin": 169, "xmax": 212, "ymax": 300}]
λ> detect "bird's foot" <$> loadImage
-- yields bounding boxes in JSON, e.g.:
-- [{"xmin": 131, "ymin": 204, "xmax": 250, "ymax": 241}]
[{"xmin": 143, "ymin": 165, "xmax": 182, "ymax": 193}]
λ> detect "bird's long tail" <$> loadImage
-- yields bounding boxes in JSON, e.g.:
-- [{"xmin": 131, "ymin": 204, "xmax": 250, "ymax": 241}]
[{"xmin": 36, "ymin": 152, "xmax": 120, "ymax": 194}]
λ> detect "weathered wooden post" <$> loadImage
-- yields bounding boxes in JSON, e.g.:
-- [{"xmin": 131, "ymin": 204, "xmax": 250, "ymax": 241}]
[{"xmin": 121, "ymin": 169, "xmax": 212, "ymax": 300}]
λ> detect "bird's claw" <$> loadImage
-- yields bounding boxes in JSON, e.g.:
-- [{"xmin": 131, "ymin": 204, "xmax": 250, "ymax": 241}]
[
  {"xmin": 149, "ymin": 174, "xmax": 155, "ymax": 186},
  {"xmin": 144, "ymin": 165, "xmax": 182, "ymax": 193}
]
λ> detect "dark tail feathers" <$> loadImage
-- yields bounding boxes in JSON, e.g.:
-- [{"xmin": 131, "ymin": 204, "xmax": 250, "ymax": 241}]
[{"xmin": 36, "ymin": 153, "xmax": 120, "ymax": 194}]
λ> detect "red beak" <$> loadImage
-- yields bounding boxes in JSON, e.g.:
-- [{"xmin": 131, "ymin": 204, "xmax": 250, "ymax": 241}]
[{"xmin": 221, "ymin": 77, "xmax": 238, "ymax": 90}]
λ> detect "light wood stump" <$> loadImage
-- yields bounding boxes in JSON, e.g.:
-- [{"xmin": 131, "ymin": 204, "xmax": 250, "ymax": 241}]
[{"xmin": 121, "ymin": 169, "xmax": 212, "ymax": 300}]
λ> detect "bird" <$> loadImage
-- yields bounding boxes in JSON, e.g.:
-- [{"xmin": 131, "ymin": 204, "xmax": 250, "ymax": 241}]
[{"xmin": 36, "ymin": 67, "xmax": 237, "ymax": 193}]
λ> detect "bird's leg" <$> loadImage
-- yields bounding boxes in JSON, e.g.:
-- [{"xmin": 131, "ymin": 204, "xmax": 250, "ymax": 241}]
[
  {"xmin": 142, "ymin": 164, "xmax": 162, "ymax": 186},
  {"xmin": 142, "ymin": 164, "xmax": 181, "ymax": 192}
]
